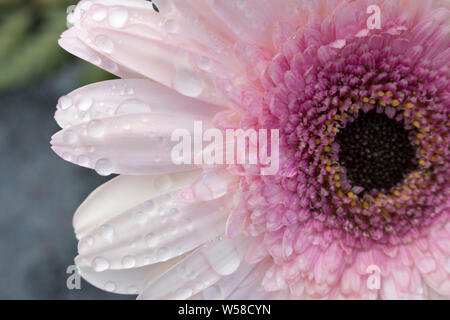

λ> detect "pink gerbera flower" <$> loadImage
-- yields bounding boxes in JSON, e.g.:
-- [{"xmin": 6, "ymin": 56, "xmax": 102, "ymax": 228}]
[{"xmin": 51, "ymin": 0, "xmax": 450, "ymax": 299}]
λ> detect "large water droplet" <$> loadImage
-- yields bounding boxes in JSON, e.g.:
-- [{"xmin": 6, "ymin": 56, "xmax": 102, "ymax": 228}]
[
  {"xmin": 115, "ymin": 99, "xmax": 152, "ymax": 115},
  {"xmin": 203, "ymin": 241, "xmax": 241, "ymax": 276},
  {"xmin": 87, "ymin": 120, "xmax": 105, "ymax": 137},
  {"xmin": 93, "ymin": 257, "xmax": 110, "ymax": 272},
  {"xmin": 173, "ymin": 69, "xmax": 204, "ymax": 97},
  {"xmin": 77, "ymin": 97, "xmax": 93, "ymax": 111},
  {"xmin": 108, "ymin": 7, "xmax": 129, "ymax": 28},
  {"xmin": 92, "ymin": 6, "xmax": 107, "ymax": 22},
  {"xmin": 95, "ymin": 158, "xmax": 113, "ymax": 176},
  {"xmin": 59, "ymin": 96, "xmax": 73, "ymax": 110}
]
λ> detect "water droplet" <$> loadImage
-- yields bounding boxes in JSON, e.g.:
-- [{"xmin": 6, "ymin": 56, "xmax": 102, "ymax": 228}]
[
  {"xmin": 104, "ymin": 281, "xmax": 116, "ymax": 292},
  {"xmin": 93, "ymin": 257, "xmax": 109, "ymax": 272},
  {"xmin": 59, "ymin": 96, "xmax": 73, "ymax": 110},
  {"xmin": 92, "ymin": 7, "xmax": 107, "ymax": 22},
  {"xmin": 77, "ymin": 154, "xmax": 90, "ymax": 167},
  {"xmin": 156, "ymin": 247, "xmax": 170, "ymax": 261},
  {"xmin": 77, "ymin": 97, "xmax": 93, "ymax": 111},
  {"xmin": 63, "ymin": 130, "xmax": 78, "ymax": 145},
  {"xmin": 196, "ymin": 56, "xmax": 211, "ymax": 71},
  {"xmin": 173, "ymin": 69, "xmax": 204, "ymax": 97},
  {"xmin": 122, "ymin": 122, "xmax": 131, "ymax": 130},
  {"xmin": 145, "ymin": 232, "xmax": 158, "ymax": 247},
  {"xmin": 101, "ymin": 224, "xmax": 114, "ymax": 242},
  {"xmin": 108, "ymin": 7, "xmax": 129, "ymax": 28},
  {"xmin": 94, "ymin": 35, "xmax": 114, "ymax": 53},
  {"xmin": 116, "ymin": 99, "xmax": 151, "ymax": 115},
  {"xmin": 173, "ymin": 287, "xmax": 193, "ymax": 300},
  {"xmin": 87, "ymin": 120, "xmax": 105, "ymax": 137},
  {"xmin": 95, "ymin": 158, "xmax": 113, "ymax": 176},
  {"xmin": 103, "ymin": 59, "xmax": 118, "ymax": 73},
  {"xmin": 89, "ymin": 54, "xmax": 102, "ymax": 65},
  {"xmin": 121, "ymin": 255, "xmax": 136, "ymax": 269},
  {"xmin": 154, "ymin": 175, "xmax": 172, "ymax": 191},
  {"xmin": 204, "ymin": 241, "xmax": 241, "ymax": 275}
]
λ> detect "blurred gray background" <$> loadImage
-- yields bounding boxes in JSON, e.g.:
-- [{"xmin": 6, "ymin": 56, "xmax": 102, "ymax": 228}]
[{"xmin": 0, "ymin": 0, "xmax": 133, "ymax": 299}]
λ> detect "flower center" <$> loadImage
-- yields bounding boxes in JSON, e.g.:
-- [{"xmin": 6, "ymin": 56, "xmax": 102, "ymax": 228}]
[{"xmin": 336, "ymin": 109, "xmax": 417, "ymax": 194}]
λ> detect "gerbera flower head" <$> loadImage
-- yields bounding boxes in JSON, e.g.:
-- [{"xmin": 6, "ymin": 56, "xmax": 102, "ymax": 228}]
[{"xmin": 51, "ymin": 0, "xmax": 449, "ymax": 299}]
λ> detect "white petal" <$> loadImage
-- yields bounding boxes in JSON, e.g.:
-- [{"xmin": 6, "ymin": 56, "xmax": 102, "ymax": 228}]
[
  {"xmin": 51, "ymin": 110, "xmax": 216, "ymax": 175},
  {"xmin": 55, "ymin": 79, "xmax": 222, "ymax": 129},
  {"xmin": 73, "ymin": 171, "xmax": 201, "ymax": 237},
  {"xmin": 75, "ymin": 254, "xmax": 186, "ymax": 295},
  {"xmin": 77, "ymin": 193, "xmax": 231, "ymax": 271},
  {"xmin": 138, "ymin": 236, "xmax": 249, "ymax": 299}
]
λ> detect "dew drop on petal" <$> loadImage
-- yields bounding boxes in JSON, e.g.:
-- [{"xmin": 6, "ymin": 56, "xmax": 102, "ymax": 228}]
[
  {"xmin": 93, "ymin": 257, "xmax": 110, "ymax": 272},
  {"xmin": 173, "ymin": 69, "xmax": 204, "ymax": 97},
  {"xmin": 196, "ymin": 56, "xmax": 211, "ymax": 71},
  {"xmin": 108, "ymin": 7, "xmax": 129, "ymax": 28},
  {"xmin": 121, "ymin": 255, "xmax": 136, "ymax": 269},
  {"xmin": 104, "ymin": 281, "xmax": 116, "ymax": 292},
  {"xmin": 92, "ymin": 6, "xmax": 107, "ymax": 22},
  {"xmin": 95, "ymin": 158, "xmax": 113, "ymax": 176},
  {"xmin": 77, "ymin": 97, "xmax": 93, "ymax": 111},
  {"xmin": 59, "ymin": 96, "xmax": 73, "ymax": 110},
  {"xmin": 156, "ymin": 247, "xmax": 170, "ymax": 261}
]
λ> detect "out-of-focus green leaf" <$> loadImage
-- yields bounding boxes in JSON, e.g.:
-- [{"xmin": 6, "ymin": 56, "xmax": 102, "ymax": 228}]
[
  {"xmin": 0, "ymin": 8, "xmax": 68, "ymax": 91},
  {"xmin": 0, "ymin": 8, "xmax": 32, "ymax": 57},
  {"xmin": 0, "ymin": 1, "xmax": 115, "ymax": 93}
]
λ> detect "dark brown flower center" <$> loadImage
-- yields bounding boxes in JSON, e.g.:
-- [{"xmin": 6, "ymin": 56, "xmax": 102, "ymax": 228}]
[{"xmin": 336, "ymin": 109, "xmax": 418, "ymax": 194}]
